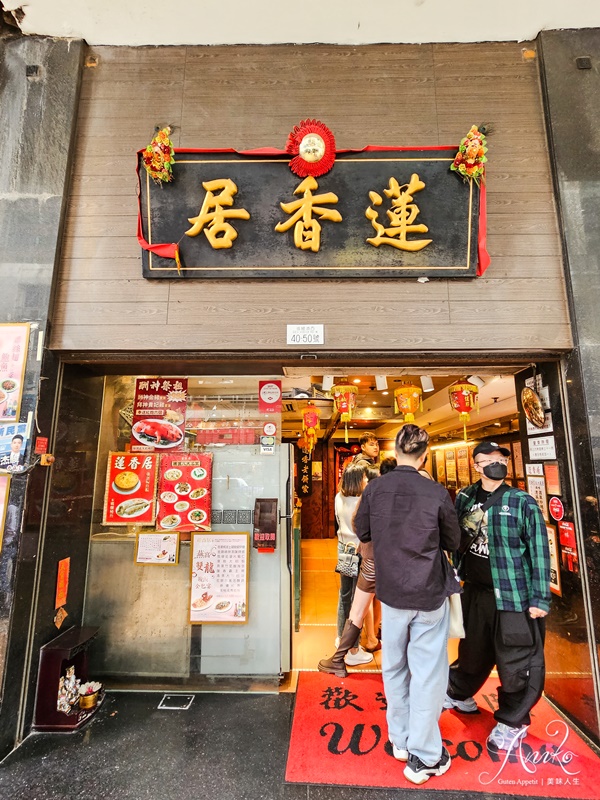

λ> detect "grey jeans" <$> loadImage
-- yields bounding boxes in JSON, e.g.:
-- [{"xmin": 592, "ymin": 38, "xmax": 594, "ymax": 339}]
[{"xmin": 381, "ymin": 599, "xmax": 450, "ymax": 766}]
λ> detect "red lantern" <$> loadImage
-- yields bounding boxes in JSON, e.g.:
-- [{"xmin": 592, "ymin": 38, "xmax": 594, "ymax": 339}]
[
  {"xmin": 302, "ymin": 403, "xmax": 321, "ymax": 455},
  {"xmin": 449, "ymin": 381, "xmax": 479, "ymax": 441},
  {"xmin": 394, "ymin": 383, "xmax": 423, "ymax": 422},
  {"xmin": 332, "ymin": 384, "xmax": 358, "ymax": 443}
]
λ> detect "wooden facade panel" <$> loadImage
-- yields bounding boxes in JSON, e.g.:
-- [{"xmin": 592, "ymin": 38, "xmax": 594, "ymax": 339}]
[
  {"xmin": 50, "ymin": 42, "xmax": 571, "ymax": 354},
  {"xmin": 448, "ymin": 278, "xmax": 568, "ymax": 303},
  {"xmin": 55, "ymin": 279, "xmax": 170, "ymax": 304},
  {"xmin": 53, "ymin": 302, "xmax": 168, "ymax": 326},
  {"xmin": 52, "ymin": 322, "xmax": 573, "ymax": 352},
  {"xmin": 167, "ymin": 300, "xmax": 450, "ymax": 327}
]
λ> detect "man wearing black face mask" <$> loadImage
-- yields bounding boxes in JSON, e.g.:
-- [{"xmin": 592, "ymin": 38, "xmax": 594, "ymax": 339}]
[{"xmin": 443, "ymin": 442, "xmax": 551, "ymax": 756}]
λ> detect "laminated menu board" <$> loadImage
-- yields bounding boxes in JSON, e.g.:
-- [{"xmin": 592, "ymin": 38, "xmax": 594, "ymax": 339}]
[
  {"xmin": 190, "ymin": 532, "xmax": 249, "ymax": 624},
  {"xmin": 156, "ymin": 452, "xmax": 212, "ymax": 533},
  {"xmin": 102, "ymin": 452, "xmax": 159, "ymax": 526},
  {"xmin": 130, "ymin": 377, "xmax": 187, "ymax": 452},
  {"xmin": 0, "ymin": 323, "xmax": 30, "ymax": 423},
  {"xmin": 135, "ymin": 532, "xmax": 179, "ymax": 565}
]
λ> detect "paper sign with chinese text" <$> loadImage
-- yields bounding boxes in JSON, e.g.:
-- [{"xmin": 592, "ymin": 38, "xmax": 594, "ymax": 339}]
[
  {"xmin": 157, "ymin": 452, "xmax": 212, "ymax": 534},
  {"xmin": 55, "ymin": 558, "xmax": 70, "ymax": 609},
  {"xmin": 546, "ymin": 525, "xmax": 562, "ymax": 596},
  {"xmin": 0, "ymin": 323, "xmax": 30, "ymax": 423},
  {"xmin": 102, "ymin": 452, "xmax": 159, "ymax": 526},
  {"xmin": 139, "ymin": 149, "xmax": 481, "ymax": 279},
  {"xmin": 135, "ymin": 532, "xmax": 179, "ymax": 565},
  {"xmin": 190, "ymin": 532, "xmax": 249, "ymax": 624},
  {"xmin": 130, "ymin": 378, "xmax": 187, "ymax": 452}
]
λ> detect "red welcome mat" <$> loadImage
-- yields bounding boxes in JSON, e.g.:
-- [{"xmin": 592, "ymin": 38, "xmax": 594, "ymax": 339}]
[{"xmin": 286, "ymin": 672, "xmax": 600, "ymax": 797}]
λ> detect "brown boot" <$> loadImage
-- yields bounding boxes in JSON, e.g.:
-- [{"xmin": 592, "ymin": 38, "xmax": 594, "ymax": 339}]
[{"xmin": 318, "ymin": 620, "xmax": 361, "ymax": 677}]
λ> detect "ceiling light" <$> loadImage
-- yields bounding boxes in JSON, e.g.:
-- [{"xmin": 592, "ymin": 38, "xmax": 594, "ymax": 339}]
[
  {"xmin": 353, "ymin": 378, "xmax": 361, "ymax": 384},
  {"xmin": 373, "ymin": 401, "xmax": 378, "ymax": 405},
  {"xmin": 375, "ymin": 375, "xmax": 388, "ymax": 391},
  {"xmin": 322, "ymin": 375, "xmax": 334, "ymax": 391},
  {"xmin": 468, "ymin": 375, "xmax": 486, "ymax": 389},
  {"xmin": 420, "ymin": 375, "xmax": 435, "ymax": 393},
  {"xmin": 382, "ymin": 391, "xmax": 389, "ymax": 396}
]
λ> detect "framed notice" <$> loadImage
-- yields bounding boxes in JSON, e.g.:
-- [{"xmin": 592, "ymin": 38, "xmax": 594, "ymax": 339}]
[
  {"xmin": 130, "ymin": 377, "xmax": 187, "ymax": 452},
  {"xmin": 0, "ymin": 323, "xmax": 30, "ymax": 423},
  {"xmin": 0, "ymin": 475, "xmax": 10, "ymax": 551},
  {"xmin": 435, "ymin": 451, "xmax": 446, "ymax": 484},
  {"xmin": 102, "ymin": 452, "xmax": 159, "ymax": 526},
  {"xmin": 512, "ymin": 441, "xmax": 524, "ymax": 479},
  {"xmin": 544, "ymin": 462, "xmax": 561, "ymax": 496},
  {"xmin": 527, "ymin": 475, "xmax": 549, "ymax": 522},
  {"xmin": 546, "ymin": 524, "xmax": 562, "ymax": 596},
  {"xmin": 157, "ymin": 452, "xmax": 212, "ymax": 533},
  {"xmin": 135, "ymin": 532, "xmax": 179, "ymax": 565},
  {"xmin": 190, "ymin": 532, "xmax": 249, "ymax": 624},
  {"xmin": 455, "ymin": 447, "xmax": 470, "ymax": 487},
  {"xmin": 528, "ymin": 436, "xmax": 556, "ymax": 461},
  {"xmin": 445, "ymin": 449, "xmax": 457, "ymax": 484}
]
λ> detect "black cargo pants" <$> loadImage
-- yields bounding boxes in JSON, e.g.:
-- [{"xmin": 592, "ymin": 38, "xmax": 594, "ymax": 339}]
[{"xmin": 447, "ymin": 581, "xmax": 546, "ymax": 727}]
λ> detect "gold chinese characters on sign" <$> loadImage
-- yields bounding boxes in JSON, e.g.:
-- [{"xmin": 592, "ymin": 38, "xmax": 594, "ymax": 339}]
[
  {"xmin": 275, "ymin": 176, "xmax": 342, "ymax": 252},
  {"xmin": 182, "ymin": 173, "xmax": 433, "ymax": 255},
  {"xmin": 186, "ymin": 178, "xmax": 250, "ymax": 249},
  {"xmin": 366, "ymin": 174, "xmax": 432, "ymax": 251}
]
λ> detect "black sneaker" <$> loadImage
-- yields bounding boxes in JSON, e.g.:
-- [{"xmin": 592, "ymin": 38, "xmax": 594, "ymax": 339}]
[{"xmin": 403, "ymin": 746, "xmax": 451, "ymax": 785}]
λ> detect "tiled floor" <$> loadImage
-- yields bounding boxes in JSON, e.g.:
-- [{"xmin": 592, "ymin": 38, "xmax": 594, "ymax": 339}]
[
  {"xmin": 291, "ymin": 538, "xmax": 458, "ymax": 680},
  {"xmin": 293, "ymin": 538, "xmax": 381, "ymax": 675}
]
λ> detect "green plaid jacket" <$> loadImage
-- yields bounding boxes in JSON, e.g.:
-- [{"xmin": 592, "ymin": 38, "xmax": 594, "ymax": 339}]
[{"xmin": 455, "ymin": 482, "xmax": 552, "ymax": 612}]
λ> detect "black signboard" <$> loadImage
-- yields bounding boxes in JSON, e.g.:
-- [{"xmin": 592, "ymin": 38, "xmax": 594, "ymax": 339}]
[{"xmin": 139, "ymin": 147, "xmax": 481, "ymax": 279}]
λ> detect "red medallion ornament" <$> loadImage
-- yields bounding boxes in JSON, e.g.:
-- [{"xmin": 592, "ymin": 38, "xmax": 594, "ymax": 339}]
[{"xmin": 285, "ymin": 119, "xmax": 336, "ymax": 178}]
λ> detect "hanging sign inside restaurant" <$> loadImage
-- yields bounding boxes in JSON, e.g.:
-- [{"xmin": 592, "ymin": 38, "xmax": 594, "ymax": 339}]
[{"xmin": 138, "ymin": 124, "xmax": 488, "ymax": 280}]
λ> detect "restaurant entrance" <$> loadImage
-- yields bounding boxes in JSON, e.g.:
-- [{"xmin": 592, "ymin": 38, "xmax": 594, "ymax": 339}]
[{"xmin": 22, "ymin": 354, "xmax": 600, "ymax": 745}]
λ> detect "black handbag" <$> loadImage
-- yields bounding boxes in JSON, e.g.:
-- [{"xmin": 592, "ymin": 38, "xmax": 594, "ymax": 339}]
[{"xmin": 335, "ymin": 542, "xmax": 361, "ymax": 578}]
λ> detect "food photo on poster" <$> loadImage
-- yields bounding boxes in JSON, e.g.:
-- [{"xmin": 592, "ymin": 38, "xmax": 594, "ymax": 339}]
[
  {"xmin": 157, "ymin": 452, "xmax": 212, "ymax": 534},
  {"xmin": 0, "ymin": 323, "xmax": 30, "ymax": 424},
  {"xmin": 102, "ymin": 452, "xmax": 159, "ymax": 526},
  {"xmin": 130, "ymin": 378, "xmax": 187, "ymax": 452}
]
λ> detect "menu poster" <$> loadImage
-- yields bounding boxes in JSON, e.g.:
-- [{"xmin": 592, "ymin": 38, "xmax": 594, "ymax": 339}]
[
  {"xmin": 130, "ymin": 378, "xmax": 188, "ymax": 452},
  {"xmin": 512, "ymin": 441, "xmax": 524, "ymax": 478},
  {"xmin": 157, "ymin": 452, "xmax": 212, "ymax": 534},
  {"xmin": 456, "ymin": 447, "xmax": 470, "ymax": 487},
  {"xmin": 528, "ymin": 436, "xmax": 557, "ymax": 461},
  {"xmin": 544, "ymin": 462, "xmax": 561, "ymax": 496},
  {"xmin": 135, "ymin": 532, "xmax": 179, "ymax": 565},
  {"xmin": 190, "ymin": 532, "xmax": 249, "ymax": 624},
  {"xmin": 102, "ymin": 452, "xmax": 159, "ymax": 526},
  {"xmin": 0, "ymin": 323, "xmax": 30, "ymax": 423},
  {"xmin": 0, "ymin": 422, "xmax": 28, "ymax": 472},
  {"xmin": 546, "ymin": 524, "xmax": 562, "ymax": 596},
  {"xmin": 0, "ymin": 475, "xmax": 10, "ymax": 551},
  {"xmin": 527, "ymin": 475, "xmax": 549, "ymax": 522}
]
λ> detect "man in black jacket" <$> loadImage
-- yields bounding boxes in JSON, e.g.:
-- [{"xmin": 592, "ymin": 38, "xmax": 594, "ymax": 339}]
[{"xmin": 354, "ymin": 424, "xmax": 461, "ymax": 785}]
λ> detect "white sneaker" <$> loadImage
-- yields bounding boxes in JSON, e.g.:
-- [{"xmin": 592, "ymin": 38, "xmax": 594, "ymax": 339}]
[
  {"xmin": 344, "ymin": 647, "xmax": 374, "ymax": 666},
  {"xmin": 390, "ymin": 740, "xmax": 408, "ymax": 761},
  {"xmin": 487, "ymin": 722, "xmax": 528, "ymax": 752},
  {"xmin": 443, "ymin": 693, "xmax": 478, "ymax": 713}
]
